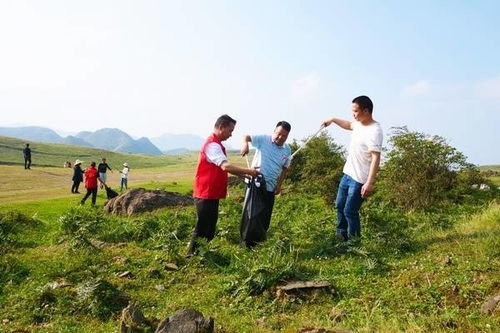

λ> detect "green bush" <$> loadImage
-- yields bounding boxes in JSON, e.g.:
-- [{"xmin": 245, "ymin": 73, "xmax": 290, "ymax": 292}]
[
  {"xmin": 0, "ymin": 211, "xmax": 39, "ymax": 254},
  {"xmin": 379, "ymin": 128, "xmax": 478, "ymax": 211},
  {"xmin": 75, "ymin": 278, "xmax": 128, "ymax": 320},
  {"xmin": 288, "ymin": 133, "xmax": 345, "ymax": 205},
  {"xmin": 59, "ymin": 206, "xmax": 107, "ymax": 249},
  {"xmin": 227, "ymin": 240, "xmax": 300, "ymax": 296}
]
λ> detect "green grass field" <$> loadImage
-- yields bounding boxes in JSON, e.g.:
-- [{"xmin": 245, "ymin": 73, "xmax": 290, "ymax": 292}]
[
  {"xmin": 1, "ymin": 140, "xmax": 499, "ymax": 332},
  {"xmin": 0, "ymin": 135, "xmax": 198, "ymax": 168}
]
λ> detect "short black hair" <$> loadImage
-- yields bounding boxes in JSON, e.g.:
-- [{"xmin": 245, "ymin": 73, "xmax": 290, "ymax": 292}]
[
  {"xmin": 26, "ymin": 143, "xmax": 29, "ymax": 147},
  {"xmin": 91, "ymin": 161, "xmax": 96, "ymax": 167},
  {"xmin": 214, "ymin": 114, "xmax": 237, "ymax": 128},
  {"xmin": 352, "ymin": 95, "xmax": 373, "ymax": 113},
  {"xmin": 276, "ymin": 121, "xmax": 291, "ymax": 132}
]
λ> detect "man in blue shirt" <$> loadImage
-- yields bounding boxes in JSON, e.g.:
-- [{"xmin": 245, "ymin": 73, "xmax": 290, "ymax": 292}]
[{"xmin": 240, "ymin": 121, "xmax": 292, "ymax": 244}]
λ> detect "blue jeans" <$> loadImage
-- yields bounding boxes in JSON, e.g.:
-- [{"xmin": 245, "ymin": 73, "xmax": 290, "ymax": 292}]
[{"xmin": 335, "ymin": 174, "xmax": 364, "ymax": 241}]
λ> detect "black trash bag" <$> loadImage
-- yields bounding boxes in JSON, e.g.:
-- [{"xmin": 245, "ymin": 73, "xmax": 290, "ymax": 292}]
[
  {"xmin": 240, "ymin": 175, "xmax": 268, "ymax": 248},
  {"xmin": 104, "ymin": 184, "xmax": 119, "ymax": 199}
]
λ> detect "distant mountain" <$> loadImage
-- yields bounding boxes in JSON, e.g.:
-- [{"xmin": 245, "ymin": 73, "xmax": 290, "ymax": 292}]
[
  {"xmin": 0, "ymin": 126, "xmax": 163, "ymax": 155},
  {"xmin": 115, "ymin": 137, "xmax": 163, "ymax": 155},
  {"xmin": 164, "ymin": 148, "xmax": 190, "ymax": 155},
  {"xmin": 0, "ymin": 126, "xmax": 64, "ymax": 144},
  {"xmin": 151, "ymin": 133, "xmax": 204, "ymax": 151},
  {"xmin": 79, "ymin": 128, "xmax": 133, "ymax": 151},
  {"xmin": 63, "ymin": 135, "xmax": 93, "ymax": 147}
]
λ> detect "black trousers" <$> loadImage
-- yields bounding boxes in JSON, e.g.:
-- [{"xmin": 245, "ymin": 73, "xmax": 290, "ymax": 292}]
[
  {"xmin": 24, "ymin": 157, "xmax": 31, "ymax": 169},
  {"xmin": 261, "ymin": 191, "xmax": 276, "ymax": 232},
  {"xmin": 187, "ymin": 198, "xmax": 220, "ymax": 254},
  {"xmin": 71, "ymin": 181, "xmax": 81, "ymax": 193},
  {"xmin": 81, "ymin": 188, "xmax": 98, "ymax": 205}
]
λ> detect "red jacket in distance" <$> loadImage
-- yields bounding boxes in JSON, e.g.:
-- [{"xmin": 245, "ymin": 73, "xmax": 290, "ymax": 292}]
[
  {"xmin": 193, "ymin": 133, "xmax": 228, "ymax": 199},
  {"xmin": 84, "ymin": 166, "xmax": 99, "ymax": 189}
]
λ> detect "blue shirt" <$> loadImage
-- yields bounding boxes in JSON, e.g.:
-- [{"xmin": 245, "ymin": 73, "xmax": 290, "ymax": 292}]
[{"xmin": 251, "ymin": 135, "xmax": 291, "ymax": 192}]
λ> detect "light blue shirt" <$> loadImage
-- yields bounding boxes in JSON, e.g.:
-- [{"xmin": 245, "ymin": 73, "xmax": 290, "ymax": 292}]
[{"xmin": 251, "ymin": 135, "xmax": 291, "ymax": 192}]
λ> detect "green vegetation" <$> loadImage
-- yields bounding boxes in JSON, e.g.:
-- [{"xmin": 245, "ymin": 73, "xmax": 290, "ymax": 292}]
[
  {"xmin": 0, "ymin": 135, "xmax": 198, "ymax": 168},
  {"xmin": 0, "ymin": 133, "xmax": 499, "ymax": 332}
]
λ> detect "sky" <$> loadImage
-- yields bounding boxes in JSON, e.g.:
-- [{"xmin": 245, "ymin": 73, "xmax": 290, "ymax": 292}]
[{"xmin": 0, "ymin": 0, "xmax": 499, "ymax": 165}]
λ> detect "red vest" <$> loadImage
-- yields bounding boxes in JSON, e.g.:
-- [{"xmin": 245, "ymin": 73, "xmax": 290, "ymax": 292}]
[
  {"xmin": 84, "ymin": 166, "xmax": 99, "ymax": 189},
  {"xmin": 193, "ymin": 134, "xmax": 228, "ymax": 199}
]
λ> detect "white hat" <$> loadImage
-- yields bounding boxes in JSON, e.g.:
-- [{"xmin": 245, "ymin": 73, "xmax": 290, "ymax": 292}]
[
  {"xmin": 75, "ymin": 159, "xmax": 83, "ymax": 165},
  {"xmin": 123, "ymin": 162, "xmax": 129, "ymax": 167}
]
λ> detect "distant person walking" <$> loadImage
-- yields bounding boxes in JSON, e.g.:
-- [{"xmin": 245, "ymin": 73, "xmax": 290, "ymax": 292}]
[
  {"xmin": 97, "ymin": 158, "xmax": 112, "ymax": 189},
  {"xmin": 120, "ymin": 163, "xmax": 130, "ymax": 191},
  {"xmin": 186, "ymin": 114, "xmax": 260, "ymax": 257},
  {"xmin": 23, "ymin": 143, "xmax": 31, "ymax": 169},
  {"xmin": 322, "ymin": 96, "xmax": 383, "ymax": 248},
  {"xmin": 71, "ymin": 160, "xmax": 84, "ymax": 194},
  {"xmin": 81, "ymin": 162, "xmax": 102, "ymax": 206}
]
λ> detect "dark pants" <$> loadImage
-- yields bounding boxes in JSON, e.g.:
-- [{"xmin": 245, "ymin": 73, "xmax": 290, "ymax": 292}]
[
  {"xmin": 71, "ymin": 181, "xmax": 81, "ymax": 193},
  {"xmin": 24, "ymin": 157, "xmax": 31, "ymax": 169},
  {"xmin": 81, "ymin": 188, "xmax": 98, "ymax": 205},
  {"xmin": 120, "ymin": 178, "xmax": 128, "ymax": 191},
  {"xmin": 261, "ymin": 190, "xmax": 276, "ymax": 233},
  {"xmin": 335, "ymin": 174, "xmax": 364, "ymax": 241},
  {"xmin": 187, "ymin": 198, "xmax": 220, "ymax": 255}
]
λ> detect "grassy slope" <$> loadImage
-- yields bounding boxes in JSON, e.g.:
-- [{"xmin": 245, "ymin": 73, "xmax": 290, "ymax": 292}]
[
  {"xmin": 0, "ymin": 191, "xmax": 498, "ymax": 332},
  {"xmin": 0, "ymin": 135, "xmax": 198, "ymax": 168}
]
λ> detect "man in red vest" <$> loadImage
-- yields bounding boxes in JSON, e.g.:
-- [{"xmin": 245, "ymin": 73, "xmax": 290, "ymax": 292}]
[
  {"xmin": 80, "ymin": 161, "xmax": 102, "ymax": 206},
  {"xmin": 187, "ymin": 114, "xmax": 260, "ymax": 257}
]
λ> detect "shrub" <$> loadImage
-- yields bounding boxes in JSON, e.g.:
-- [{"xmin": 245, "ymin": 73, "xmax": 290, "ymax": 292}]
[
  {"xmin": 75, "ymin": 278, "xmax": 128, "ymax": 320},
  {"xmin": 288, "ymin": 133, "xmax": 345, "ymax": 205},
  {"xmin": 227, "ymin": 240, "xmax": 300, "ymax": 296},
  {"xmin": 59, "ymin": 206, "xmax": 107, "ymax": 249},
  {"xmin": 0, "ymin": 211, "xmax": 39, "ymax": 254},
  {"xmin": 379, "ymin": 127, "xmax": 477, "ymax": 211}
]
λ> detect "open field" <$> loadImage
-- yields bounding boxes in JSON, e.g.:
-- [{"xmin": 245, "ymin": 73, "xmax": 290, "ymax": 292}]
[
  {"xmin": 0, "ymin": 190, "xmax": 499, "ymax": 332},
  {"xmin": 1, "ymin": 140, "xmax": 499, "ymax": 332}
]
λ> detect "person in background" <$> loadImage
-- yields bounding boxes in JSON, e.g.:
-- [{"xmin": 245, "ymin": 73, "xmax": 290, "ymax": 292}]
[
  {"xmin": 71, "ymin": 159, "xmax": 84, "ymax": 194},
  {"xmin": 120, "ymin": 162, "xmax": 130, "ymax": 191},
  {"xmin": 81, "ymin": 161, "xmax": 102, "ymax": 206},
  {"xmin": 97, "ymin": 157, "xmax": 112, "ymax": 189},
  {"xmin": 23, "ymin": 143, "xmax": 31, "ymax": 169}
]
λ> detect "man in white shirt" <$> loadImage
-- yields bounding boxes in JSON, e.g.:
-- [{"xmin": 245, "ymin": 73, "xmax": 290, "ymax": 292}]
[{"xmin": 323, "ymin": 96, "xmax": 383, "ymax": 246}]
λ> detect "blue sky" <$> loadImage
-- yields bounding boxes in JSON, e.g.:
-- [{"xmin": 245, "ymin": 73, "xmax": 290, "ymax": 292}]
[{"xmin": 0, "ymin": 0, "xmax": 499, "ymax": 164}]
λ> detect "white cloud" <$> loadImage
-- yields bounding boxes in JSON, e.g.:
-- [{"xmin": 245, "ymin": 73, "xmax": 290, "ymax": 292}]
[
  {"xmin": 402, "ymin": 80, "xmax": 430, "ymax": 96},
  {"xmin": 291, "ymin": 72, "xmax": 320, "ymax": 100}
]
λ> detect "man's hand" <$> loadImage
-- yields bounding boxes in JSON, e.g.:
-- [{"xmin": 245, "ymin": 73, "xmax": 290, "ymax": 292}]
[
  {"xmin": 246, "ymin": 168, "xmax": 260, "ymax": 178},
  {"xmin": 240, "ymin": 142, "xmax": 249, "ymax": 156},
  {"xmin": 322, "ymin": 118, "xmax": 333, "ymax": 127},
  {"xmin": 361, "ymin": 183, "xmax": 374, "ymax": 198}
]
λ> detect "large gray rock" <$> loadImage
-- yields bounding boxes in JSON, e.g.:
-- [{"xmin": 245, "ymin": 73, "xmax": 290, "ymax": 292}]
[
  {"xmin": 155, "ymin": 309, "xmax": 214, "ymax": 333},
  {"xmin": 104, "ymin": 188, "xmax": 194, "ymax": 216}
]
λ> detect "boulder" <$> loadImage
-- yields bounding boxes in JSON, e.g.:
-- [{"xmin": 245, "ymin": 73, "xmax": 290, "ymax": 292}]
[
  {"xmin": 104, "ymin": 189, "xmax": 194, "ymax": 216},
  {"xmin": 155, "ymin": 308, "xmax": 214, "ymax": 333}
]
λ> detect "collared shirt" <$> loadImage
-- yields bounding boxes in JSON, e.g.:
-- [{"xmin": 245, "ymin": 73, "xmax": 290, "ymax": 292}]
[{"xmin": 251, "ymin": 135, "xmax": 291, "ymax": 192}]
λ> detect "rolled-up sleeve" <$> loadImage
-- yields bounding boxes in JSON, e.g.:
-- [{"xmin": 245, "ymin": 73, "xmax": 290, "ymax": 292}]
[{"xmin": 205, "ymin": 143, "xmax": 227, "ymax": 166}]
